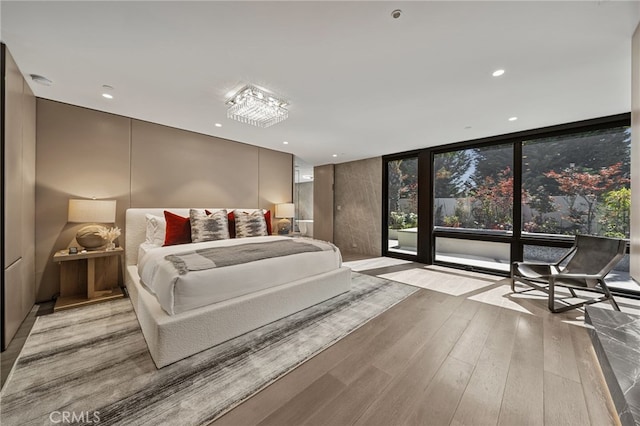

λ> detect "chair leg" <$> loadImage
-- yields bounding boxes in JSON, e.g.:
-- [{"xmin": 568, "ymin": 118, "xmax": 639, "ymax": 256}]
[
  {"xmin": 568, "ymin": 288, "xmax": 577, "ymax": 298},
  {"xmin": 598, "ymin": 279, "xmax": 621, "ymax": 312},
  {"xmin": 548, "ymin": 277, "xmax": 556, "ymax": 312},
  {"xmin": 609, "ymin": 297, "xmax": 621, "ymax": 311}
]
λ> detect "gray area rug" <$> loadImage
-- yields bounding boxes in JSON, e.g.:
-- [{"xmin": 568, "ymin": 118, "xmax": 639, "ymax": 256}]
[{"xmin": 1, "ymin": 272, "xmax": 418, "ymax": 425}]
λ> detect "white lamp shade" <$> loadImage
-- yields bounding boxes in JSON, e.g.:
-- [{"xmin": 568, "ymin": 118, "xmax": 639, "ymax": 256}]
[
  {"xmin": 275, "ymin": 203, "xmax": 295, "ymax": 218},
  {"xmin": 68, "ymin": 199, "xmax": 116, "ymax": 223}
]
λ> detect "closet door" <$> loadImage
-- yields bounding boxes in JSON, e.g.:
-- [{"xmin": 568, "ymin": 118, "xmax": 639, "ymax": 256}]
[{"xmin": 2, "ymin": 44, "xmax": 35, "ymax": 350}]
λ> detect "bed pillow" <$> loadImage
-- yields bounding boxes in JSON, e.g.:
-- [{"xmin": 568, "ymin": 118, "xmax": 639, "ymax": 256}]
[
  {"xmin": 163, "ymin": 211, "xmax": 192, "ymax": 246},
  {"xmin": 233, "ymin": 209, "xmax": 269, "ymax": 238},
  {"xmin": 228, "ymin": 209, "xmax": 272, "ymax": 237},
  {"xmin": 145, "ymin": 214, "xmax": 166, "ymax": 246},
  {"xmin": 228, "ymin": 211, "xmax": 236, "ymax": 238},
  {"xmin": 263, "ymin": 210, "xmax": 272, "ymax": 235},
  {"xmin": 190, "ymin": 209, "xmax": 230, "ymax": 242}
]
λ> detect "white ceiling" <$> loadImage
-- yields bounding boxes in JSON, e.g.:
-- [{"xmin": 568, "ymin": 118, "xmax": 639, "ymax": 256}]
[{"xmin": 2, "ymin": 1, "xmax": 639, "ymax": 167}]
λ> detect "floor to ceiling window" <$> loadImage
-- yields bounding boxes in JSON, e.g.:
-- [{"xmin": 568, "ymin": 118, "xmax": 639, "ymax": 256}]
[
  {"xmin": 521, "ymin": 125, "xmax": 632, "ymax": 293},
  {"xmin": 382, "ymin": 114, "xmax": 636, "ymax": 296},
  {"xmin": 386, "ymin": 157, "xmax": 419, "ymax": 256},
  {"xmin": 521, "ymin": 126, "xmax": 631, "ymax": 239},
  {"xmin": 433, "ymin": 143, "xmax": 514, "ymax": 271}
]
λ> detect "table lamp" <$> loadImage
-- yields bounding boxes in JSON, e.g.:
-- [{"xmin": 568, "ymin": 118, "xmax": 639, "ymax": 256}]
[
  {"xmin": 68, "ymin": 199, "xmax": 116, "ymax": 250},
  {"xmin": 275, "ymin": 203, "xmax": 295, "ymax": 235}
]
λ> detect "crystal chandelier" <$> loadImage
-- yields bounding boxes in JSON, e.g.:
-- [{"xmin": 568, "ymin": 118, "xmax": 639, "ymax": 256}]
[{"xmin": 226, "ymin": 85, "xmax": 289, "ymax": 128}]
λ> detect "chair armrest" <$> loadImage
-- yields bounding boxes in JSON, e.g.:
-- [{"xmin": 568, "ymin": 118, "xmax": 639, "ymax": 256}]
[{"xmin": 555, "ymin": 272, "xmax": 602, "ymax": 280}]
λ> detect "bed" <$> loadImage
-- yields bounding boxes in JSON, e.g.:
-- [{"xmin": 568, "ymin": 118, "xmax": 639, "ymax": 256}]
[{"xmin": 125, "ymin": 208, "xmax": 351, "ymax": 368}]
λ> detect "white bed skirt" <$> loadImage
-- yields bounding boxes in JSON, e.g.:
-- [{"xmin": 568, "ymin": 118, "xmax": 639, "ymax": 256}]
[{"xmin": 126, "ymin": 264, "xmax": 351, "ymax": 368}]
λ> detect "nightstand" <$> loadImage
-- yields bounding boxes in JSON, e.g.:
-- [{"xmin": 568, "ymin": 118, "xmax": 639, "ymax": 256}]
[{"xmin": 53, "ymin": 247, "xmax": 125, "ymax": 311}]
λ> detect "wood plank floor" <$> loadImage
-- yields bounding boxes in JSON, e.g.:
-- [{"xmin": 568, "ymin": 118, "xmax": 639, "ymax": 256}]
[{"xmin": 212, "ymin": 258, "xmax": 639, "ymax": 426}]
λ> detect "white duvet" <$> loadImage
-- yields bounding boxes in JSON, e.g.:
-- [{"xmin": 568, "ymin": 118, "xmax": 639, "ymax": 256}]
[{"xmin": 138, "ymin": 236, "xmax": 342, "ymax": 315}]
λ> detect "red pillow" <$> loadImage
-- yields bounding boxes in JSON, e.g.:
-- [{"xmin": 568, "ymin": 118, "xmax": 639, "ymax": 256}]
[
  {"xmin": 163, "ymin": 211, "xmax": 191, "ymax": 246},
  {"xmin": 228, "ymin": 211, "xmax": 236, "ymax": 238},
  {"xmin": 264, "ymin": 210, "xmax": 272, "ymax": 235},
  {"xmin": 228, "ymin": 210, "xmax": 272, "ymax": 238}
]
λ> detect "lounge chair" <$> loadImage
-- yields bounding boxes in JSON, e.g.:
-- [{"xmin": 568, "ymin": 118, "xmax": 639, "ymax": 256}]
[{"xmin": 511, "ymin": 235, "xmax": 626, "ymax": 313}]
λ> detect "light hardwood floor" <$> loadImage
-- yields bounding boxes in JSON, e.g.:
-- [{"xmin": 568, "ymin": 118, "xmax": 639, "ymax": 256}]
[{"xmin": 213, "ymin": 258, "xmax": 638, "ymax": 426}]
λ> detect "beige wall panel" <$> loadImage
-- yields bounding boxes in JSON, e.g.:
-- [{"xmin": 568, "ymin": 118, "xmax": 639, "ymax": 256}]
[
  {"xmin": 3, "ymin": 46, "xmax": 36, "ymax": 348},
  {"xmin": 295, "ymin": 182, "xmax": 314, "ymax": 220},
  {"xmin": 35, "ymin": 103, "xmax": 291, "ymax": 301},
  {"xmin": 4, "ymin": 48, "xmax": 24, "ymax": 266},
  {"xmin": 258, "ymin": 148, "xmax": 293, "ymax": 226},
  {"xmin": 334, "ymin": 157, "xmax": 382, "ymax": 257},
  {"xmin": 631, "ymin": 23, "xmax": 640, "ymax": 282},
  {"xmin": 130, "ymin": 120, "xmax": 259, "ymax": 208},
  {"xmin": 36, "ymin": 100, "xmax": 131, "ymax": 301},
  {"xmin": 4, "ymin": 261, "xmax": 24, "ymax": 348},
  {"xmin": 21, "ymin": 80, "xmax": 36, "ymax": 310},
  {"xmin": 313, "ymin": 164, "xmax": 335, "ymax": 243}
]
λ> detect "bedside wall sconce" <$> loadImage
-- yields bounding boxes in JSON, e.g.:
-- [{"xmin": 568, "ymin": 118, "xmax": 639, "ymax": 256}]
[
  {"xmin": 275, "ymin": 203, "xmax": 295, "ymax": 235},
  {"xmin": 68, "ymin": 199, "xmax": 116, "ymax": 250}
]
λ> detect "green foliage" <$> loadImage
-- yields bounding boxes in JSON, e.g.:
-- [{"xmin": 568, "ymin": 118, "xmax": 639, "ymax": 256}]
[
  {"xmin": 522, "ymin": 127, "xmax": 631, "ymax": 197},
  {"xmin": 471, "ymin": 144, "xmax": 513, "ymax": 188},
  {"xmin": 443, "ymin": 215, "xmax": 461, "ymax": 228},
  {"xmin": 389, "ymin": 211, "xmax": 418, "ymax": 229},
  {"xmin": 434, "ymin": 150, "xmax": 473, "ymax": 197},
  {"xmin": 522, "ymin": 217, "xmax": 560, "ymax": 234},
  {"xmin": 469, "ymin": 167, "xmax": 514, "ymax": 230},
  {"xmin": 599, "ymin": 187, "xmax": 631, "ymax": 238},
  {"xmin": 545, "ymin": 163, "xmax": 629, "ymax": 235},
  {"xmin": 389, "ymin": 211, "xmax": 405, "ymax": 229},
  {"xmin": 388, "ymin": 160, "xmax": 403, "ymax": 214},
  {"xmin": 405, "ymin": 212, "xmax": 418, "ymax": 228}
]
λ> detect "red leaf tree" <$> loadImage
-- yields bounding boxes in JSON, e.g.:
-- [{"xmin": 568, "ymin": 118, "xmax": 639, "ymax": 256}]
[
  {"xmin": 544, "ymin": 162, "xmax": 629, "ymax": 234},
  {"xmin": 469, "ymin": 167, "xmax": 516, "ymax": 230}
]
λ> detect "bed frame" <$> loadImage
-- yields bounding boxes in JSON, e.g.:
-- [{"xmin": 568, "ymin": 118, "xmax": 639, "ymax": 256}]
[{"xmin": 125, "ymin": 208, "xmax": 351, "ymax": 368}]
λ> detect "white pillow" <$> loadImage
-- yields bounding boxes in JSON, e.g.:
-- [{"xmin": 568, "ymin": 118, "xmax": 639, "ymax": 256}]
[{"xmin": 145, "ymin": 214, "xmax": 166, "ymax": 246}]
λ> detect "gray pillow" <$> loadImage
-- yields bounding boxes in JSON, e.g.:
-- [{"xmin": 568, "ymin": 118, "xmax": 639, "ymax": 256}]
[
  {"xmin": 190, "ymin": 209, "xmax": 230, "ymax": 242},
  {"xmin": 233, "ymin": 210, "xmax": 268, "ymax": 238}
]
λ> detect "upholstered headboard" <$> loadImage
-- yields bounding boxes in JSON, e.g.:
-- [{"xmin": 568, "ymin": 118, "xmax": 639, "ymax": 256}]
[{"xmin": 125, "ymin": 208, "xmax": 262, "ymax": 266}]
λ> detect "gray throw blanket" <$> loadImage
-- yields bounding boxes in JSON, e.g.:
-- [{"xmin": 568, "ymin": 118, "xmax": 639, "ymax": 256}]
[{"xmin": 165, "ymin": 239, "xmax": 332, "ymax": 275}]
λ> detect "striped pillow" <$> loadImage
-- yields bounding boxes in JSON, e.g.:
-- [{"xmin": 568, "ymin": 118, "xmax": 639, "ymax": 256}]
[
  {"xmin": 233, "ymin": 210, "xmax": 268, "ymax": 238},
  {"xmin": 189, "ymin": 209, "xmax": 230, "ymax": 242}
]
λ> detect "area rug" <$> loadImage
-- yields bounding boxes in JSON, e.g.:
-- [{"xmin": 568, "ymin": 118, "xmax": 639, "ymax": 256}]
[{"xmin": 0, "ymin": 272, "xmax": 418, "ymax": 425}]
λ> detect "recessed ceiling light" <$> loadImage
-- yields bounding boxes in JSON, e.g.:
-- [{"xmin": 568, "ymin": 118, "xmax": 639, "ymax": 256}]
[
  {"xmin": 332, "ymin": 154, "xmax": 338, "ymax": 158},
  {"xmin": 30, "ymin": 74, "xmax": 52, "ymax": 86},
  {"xmin": 214, "ymin": 123, "xmax": 222, "ymax": 127},
  {"xmin": 101, "ymin": 85, "xmax": 114, "ymax": 99},
  {"xmin": 492, "ymin": 69, "xmax": 505, "ymax": 77},
  {"xmin": 283, "ymin": 141, "xmax": 289, "ymax": 145},
  {"xmin": 391, "ymin": 9, "xmax": 402, "ymax": 19},
  {"xmin": 508, "ymin": 116, "xmax": 518, "ymax": 121}
]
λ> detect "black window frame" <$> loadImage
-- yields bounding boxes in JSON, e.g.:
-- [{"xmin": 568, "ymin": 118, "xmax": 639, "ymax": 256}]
[{"xmin": 382, "ymin": 113, "xmax": 632, "ymax": 282}]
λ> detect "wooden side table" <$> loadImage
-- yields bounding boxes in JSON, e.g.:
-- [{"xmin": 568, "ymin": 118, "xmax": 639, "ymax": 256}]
[{"xmin": 53, "ymin": 247, "xmax": 125, "ymax": 311}]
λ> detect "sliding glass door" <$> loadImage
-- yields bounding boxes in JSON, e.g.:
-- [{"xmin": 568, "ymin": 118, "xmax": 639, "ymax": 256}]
[
  {"xmin": 433, "ymin": 144, "xmax": 513, "ymax": 271},
  {"xmin": 386, "ymin": 156, "xmax": 418, "ymax": 256}
]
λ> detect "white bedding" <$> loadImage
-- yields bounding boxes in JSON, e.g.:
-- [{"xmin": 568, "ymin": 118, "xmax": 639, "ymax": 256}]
[{"xmin": 138, "ymin": 235, "xmax": 342, "ymax": 315}]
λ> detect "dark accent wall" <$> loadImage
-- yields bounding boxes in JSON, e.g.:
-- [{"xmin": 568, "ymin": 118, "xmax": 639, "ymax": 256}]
[
  {"xmin": 334, "ymin": 157, "xmax": 382, "ymax": 257},
  {"xmin": 313, "ymin": 164, "xmax": 334, "ymax": 243},
  {"xmin": 35, "ymin": 99, "xmax": 293, "ymax": 302}
]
